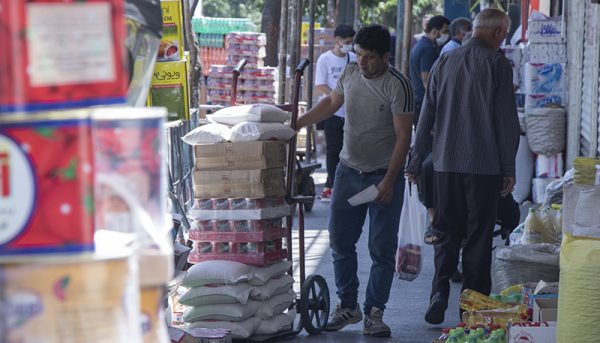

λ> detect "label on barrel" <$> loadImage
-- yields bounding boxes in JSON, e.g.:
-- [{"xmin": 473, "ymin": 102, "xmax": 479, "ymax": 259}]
[{"xmin": 0, "ymin": 135, "xmax": 36, "ymax": 244}]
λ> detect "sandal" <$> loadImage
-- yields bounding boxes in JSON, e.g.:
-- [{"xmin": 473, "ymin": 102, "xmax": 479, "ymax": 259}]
[{"xmin": 424, "ymin": 226, "xmax": 448, "ymax": 245}]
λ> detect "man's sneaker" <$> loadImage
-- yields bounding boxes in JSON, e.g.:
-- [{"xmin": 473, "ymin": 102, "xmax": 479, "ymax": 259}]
[
  {"xmin": 425, "ymin": 292, "xmax": 448, "ymax": 325},
  {"xmin": 320, "ymin": 187, "xmax": 332, "ymax": 202},
  {"xmin": 363, "ymin": 307, "xmax": 391, "ymax": 337},
  {"xmin": 324, "ymin": 304, "xmax": 363, "ymax": 331}
]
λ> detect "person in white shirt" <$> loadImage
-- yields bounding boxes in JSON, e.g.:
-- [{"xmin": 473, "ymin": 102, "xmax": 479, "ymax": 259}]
[
  {"xmin": 315, "ymin": 24, "xmax": 356, "ymax": 202},
  {"xmin": 440, "ymin": 17, "xmax": 472, "ymax": 56}
]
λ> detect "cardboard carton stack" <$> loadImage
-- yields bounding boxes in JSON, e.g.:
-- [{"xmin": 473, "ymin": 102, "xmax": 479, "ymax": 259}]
[
  {"xmin": 188, "ymin": 141, "xmax": 289, "ymax": 265},
  {"xmin": 148, "ymin": 0, "xmax": 190, "ymax": 121}
]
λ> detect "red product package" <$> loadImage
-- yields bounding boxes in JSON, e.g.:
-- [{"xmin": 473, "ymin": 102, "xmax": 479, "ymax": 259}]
[
  {"xmin": 0, "ymin": 0, "xmax": 128, "ymax": 113},
  {"xmin": 0, "ymin": 112, "xmax": 95, "ymax": 255}
]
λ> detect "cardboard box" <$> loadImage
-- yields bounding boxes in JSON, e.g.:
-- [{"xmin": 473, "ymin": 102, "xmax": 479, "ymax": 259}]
[
  {"xmin": 509, "ymin": 322, "xmax": 556, "ymax": 343},
  {"xmin": 533, "ymin": 298, "xmax": 558, "ymax": 322},
  {"xmin": 150, "ymin": 59, "xmax": 190, "ymax": 121},
  {"xmin": 159, "ymin": 0, "xmax": 184, "ymax": 61},
  {"xmin": 194, "ymin": 141, "xmax": 287, "ymax": 170},
  {"xmin": 192, "ymin": 168, "xmax": 286, "ymax": 198}
]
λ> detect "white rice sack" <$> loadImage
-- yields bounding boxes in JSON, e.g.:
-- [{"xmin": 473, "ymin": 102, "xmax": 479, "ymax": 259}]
[
  {"xmin": 183, "ymin": 300, "xmax": 260, "ymax": 322},
  {"xmin": 187, "ymin": 316, "xmax": 261, "ymax": 339},
  {"xmin": 209, "ymin": 104, "xmax": 291, "ymax": 126},
  {"xmin": 250, "ymin": 260, "xmax": 292, "ymax": 286},
  {"xmin": 250, "ymin": 274, "xmax": 294, "ymax": 301},
  {"xmin": 255, "ymin": 309, "xmax": 296, "ymax": 335},
  {"xmin": 513, "ymin": 136, "xmax": 535, "ymax": 203},
  {"xmin": 256, "ymin": 290, "xmax": 296, "ymax": 319},
  {"xmin": 179, "ymin": 282, "xmax": 253, "ymax": 306},
  {"xmin": 182, "ymin": 260, "xmax": 254, "ymax": 288},
  {"xmin": 181, "ymin": 123, "xmax": 230, "ymax": 145},
  {"xmin": 228, "ymin": 122, "xmax": 296, "ymax": 143}
]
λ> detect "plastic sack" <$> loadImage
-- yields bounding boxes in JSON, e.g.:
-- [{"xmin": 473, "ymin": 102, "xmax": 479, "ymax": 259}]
[
  {"xmin": 183, "ymin": 300, "xmax": 260, "ymax": 322},
  {"xmin": 179, "ymin": 282, "xmax": 254, "ymax": 306},
  {"xmin": 542, "ymin": 169, "xmax": 574, "ymax": 207},
  {"xmin": 513, "ymin": 136, "xmax": 535, "ymax": 203},
  {"xmin": 250, "ymin": 274, "xmax": 294, "ymax": 301},
  {"xmin": 557, "ymin": 233, "xmax": 600, "ymax": 343},
  {"xmin": 228, "ymin": 122, "xmax": 296, "ymax": 143},
  {"xmin": 518, "ymin": 208, "xmax": 560, "ymax": 245},
  {"xmin": 187, "ymin": 316, "xmax": 261, "ymax": 339},
  {"xmin": 181, "ymin": 123, "xmax": 230, "ymax": 145},
  {"xmin": 255, "ymin": 290, "xmax": 295, "ymax": 319},
  {"xmin": 182, "ymin": 260, "xmax": 254, "ymax": 288},
  {"xmin": 209, "ymin": 104, "xmax": 291, "ymax": 126},
  {"xmin": 491, "ymin": 243, "xmax": 560, "ymax": 293},
  {"xmin": 256, "ymin": 309, "xmax": 296, "ymax": 335},
  {"xmin": 395, "ymin": 182, "xmax": 427, "ymax": 281}
]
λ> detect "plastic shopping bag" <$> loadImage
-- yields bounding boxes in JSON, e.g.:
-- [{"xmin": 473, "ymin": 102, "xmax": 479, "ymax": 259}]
[{"xmin": 395, "ymin": 181, "xmax": 428, "ymax": 281}]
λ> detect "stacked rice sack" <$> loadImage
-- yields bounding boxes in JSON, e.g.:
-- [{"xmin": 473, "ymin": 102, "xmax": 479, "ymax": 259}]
[{"xmin": 178, "ymin": 260, "xmax": 296, "ymax": 339}]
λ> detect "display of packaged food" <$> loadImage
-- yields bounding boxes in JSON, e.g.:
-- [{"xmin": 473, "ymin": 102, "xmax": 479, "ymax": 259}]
[
  {"xmin": 188, "ymin": 239, "xmax": 287, "ymax": 266},
  {"xmin": 158, "ymin": 0, "xmax": 184, "ymax": 62},
  {"xmin": 0, "ymin": 111, "xmax": 95, "ymax": 255},
  {"xmin": 226, "ymin": 32, "xmax": 267, "ymax": 46},
  {"xmin": 462, "ymin": 305, "xmax": 529, "ymax": 328},
  {"xmin": 460, "ymin": 289, "xmax": 516, "ymax": 312},
  {"xmin": 0, "ymin": 0, "xmax": 128, "ymax": 113},
  {"xmin": 149, "ymin": 58, "xmax": 190, "ymax": 121},
  {"xmin": 189, "ymin": 197, "xmax": 290, "ymax": 221},
  {"xmin": 189, "ymin": 218, "xmax": 286, "ymax": 242}
]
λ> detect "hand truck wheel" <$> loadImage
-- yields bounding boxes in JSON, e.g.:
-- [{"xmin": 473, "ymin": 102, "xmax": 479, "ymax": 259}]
[{"xmin": 299, "ymin": 274, "xmax": 330, "ymax": 335}]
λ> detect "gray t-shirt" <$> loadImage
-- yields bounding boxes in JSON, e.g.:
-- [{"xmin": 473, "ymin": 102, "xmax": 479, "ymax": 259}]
[{"xmin": 335, "ymin": 62, "xmax": 414, "ymax": 172}]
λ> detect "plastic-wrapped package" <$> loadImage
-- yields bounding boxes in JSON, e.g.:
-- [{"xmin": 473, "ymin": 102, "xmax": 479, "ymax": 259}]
[
  {"xmin": 491, "ymin": 243, "xmax": 560, "ymax": 293},
  {"xmin": 542, "ymin": 169, "xmax": 574, "ymax": 207},
  {"xmin": 188, "ymin": 239, "xmax": 287, "ymax": 266},
  {"xmin": 513, "ymin": 136, "xmax": 535, "ymax": 203},
  {"xmin": 181, "ymin": 123, "xmax": 230, "ymax": 145},
  {"xmin": 208, "ymin": 104, "xmax": 290, "ymax": 126},
  {"xmin": 0, "ymin": 234, "xmax": 142, "ymax": 343},
  {"xmin": 0, "ymin": 0, "xmax": 128, "ymax": 113},
  {"xmin": 0, "ymin": 111, "xmax": 95, "ymax": 255}
]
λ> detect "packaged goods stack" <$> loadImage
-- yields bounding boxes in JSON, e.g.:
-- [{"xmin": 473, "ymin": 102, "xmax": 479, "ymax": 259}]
[
  {"xmin": 191, "ymin": 17, "xmax": 257, "ymax": 76},
  {"xmin": 524, "ymin": 13, "xmax": 567, "ymax": 204},
  {"xmin": 0, "ymin": 1, "xmax": 172, "ymax": 342},
  {"xmin": 178, "ymin": 104, "xmax": 297, "ymax": 338},
  {"xmin": 148, "ymin": 0, "xmax": 190, "ymax": 121},
  {"xmin": 207, "ymin": 65, "xmax": 278, "ymax": 107},
  {"xmin": 207, "ymin": 33, "xmax": 277, "ymax": 106},
  {"xmin": 503, "ymin": 12, "xmax": 567, "ymax": 205}
]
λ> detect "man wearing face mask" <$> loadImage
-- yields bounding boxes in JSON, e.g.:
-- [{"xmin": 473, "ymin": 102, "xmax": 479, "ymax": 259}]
[
  {"xmin": 315, "ymin": 24, "xmax": 356, "ymax": 202},
  {"xmin": 409, "ymin": 15, "xmax": 450, "ymax": 126},
  {"xmin": 406, "ymin": 9, "xmax": 519, "ymax": 325}
]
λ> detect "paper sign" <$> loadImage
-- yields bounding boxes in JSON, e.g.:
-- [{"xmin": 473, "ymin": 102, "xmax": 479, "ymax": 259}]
[{"xmin": 348, "ymin": 185, "xmax": 379, "ymax": 206}]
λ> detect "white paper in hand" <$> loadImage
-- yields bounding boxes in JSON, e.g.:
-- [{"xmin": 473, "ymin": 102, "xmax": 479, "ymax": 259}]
[{"xmin": 348, "ymin": 185, "xmax": 379, "ymax": 206}]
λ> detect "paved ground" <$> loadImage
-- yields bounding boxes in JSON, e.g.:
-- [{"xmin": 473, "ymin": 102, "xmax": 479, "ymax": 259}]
[{"xmin": 285, "ymin": 152, "xmax": 463, "ymax": 343}]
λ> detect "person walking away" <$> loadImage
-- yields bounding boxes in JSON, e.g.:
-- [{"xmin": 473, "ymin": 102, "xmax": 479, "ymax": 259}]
[
  {"xmin": 409, "ymin": 15, "xmax": 450, "ymax": 126},
  {"xmin": 297, "ymin": 25, "xmax": 414, "ymax": 337},
  {"xmin": 405, "ymin": 9, "xmax": 520, "ymax": 325},
  {"xmin": 440, "ymin": 17, "xmax": 472, "ymax": 56},
  {"xmin": 315, "ymin": 24, "xmax": 356, "ymax": 202}
]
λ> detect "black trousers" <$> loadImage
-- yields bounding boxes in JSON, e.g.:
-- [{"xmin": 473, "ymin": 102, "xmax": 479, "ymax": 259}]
[
  {"xmin": 324, "ymin": 116, "xmax": 344, "ymax": 188},
  {"xmin": 431, "ymin": 171, "xmax": 502, "ymax": 300}
]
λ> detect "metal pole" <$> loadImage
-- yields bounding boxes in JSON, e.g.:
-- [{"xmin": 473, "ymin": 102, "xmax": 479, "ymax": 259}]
[
  {"xmin": 395, "ymin": 0, "xmax": 405, "ymax": 68},
  {"xmin": 401, "ymin": 0, "xmax": 412, "ymax": 76},
  {"xmin": 278, "ymin": 0, "xmax": 289, "ymax": 104},
  {"xmin": 288, "ymin": 0, "xmax": 302, "ymax": 102},
  {"xmin": 521, "ymin": 0, "xmax": 529, "ymax": 43},
  {"xmin": 306, "ymin": 0, "xmax": 316, "ymax": 161},
  {"xmin": 182, "ymin": 0, "xmax": 199, "ymax": 108}
]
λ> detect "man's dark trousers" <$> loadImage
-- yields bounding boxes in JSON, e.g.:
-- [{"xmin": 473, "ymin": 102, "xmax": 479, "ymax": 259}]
[
  {"xmin": 430, "ymin": 171, "xmax": 502, "ymax": 300},
  {"xmin": 324, "ymin": 116, "xmax": 344, "ymax": 189}
]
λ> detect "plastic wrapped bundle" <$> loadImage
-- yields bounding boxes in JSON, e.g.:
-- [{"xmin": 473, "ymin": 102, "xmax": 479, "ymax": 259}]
[{"xmin": 491, "ymin": 243, "xmax": 560, "ymax": 293}]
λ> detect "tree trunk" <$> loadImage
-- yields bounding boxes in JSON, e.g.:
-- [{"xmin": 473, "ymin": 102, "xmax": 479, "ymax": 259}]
[{"xmin": 261, "ymin": 0, "xmax": 281, "ymax": 66}]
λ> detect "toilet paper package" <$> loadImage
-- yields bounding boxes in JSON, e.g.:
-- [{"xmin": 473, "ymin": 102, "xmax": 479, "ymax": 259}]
[
  {"xmin": 524, "ymin": 63, "xmax": 566, "ymax": 95},
  {"xmin": 526, "ymin": 43, "xmax": 567, "ymax": 63},
  {"xmin": 527, "ymin": 17, "xmax": 565, "ymax": 43}
]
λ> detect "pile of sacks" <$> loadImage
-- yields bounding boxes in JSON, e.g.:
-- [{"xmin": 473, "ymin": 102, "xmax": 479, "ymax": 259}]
[
  {"xmin": 178, "ymin": 260, "xmax": 296, "ymax": 339},
  {"xmin": 182, "ymin": 104, "xmax": 296, "ymax": 144}
]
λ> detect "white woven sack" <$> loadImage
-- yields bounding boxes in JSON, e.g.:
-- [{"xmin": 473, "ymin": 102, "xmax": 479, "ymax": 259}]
[
  {"xmin": 525, "ymin": 108, "xmax": 565, "ymax": 155},
  {"xmin": 209, "ymin": 104, "xmax": 291, "ymax": 126},
  {"xmin": 187, "ymin": 316, "xmax": 261, "ymax": 339},
  {"xmin": 513, "ymin": 136, "xmax": 535, "ymax": 203},
  {"xmin": 179, "ymin": 282, "xmax": 253, "ymax": 306},
  {"xmin": 250, "ymin": 274, "xmax": 294, "ymax": 301},
  {"xmin": 183, "ymin": 300, "xmax": 260, "ymax": 322},
  {"xmin": 182, "ymin": 260, "xmax": 254, "ymax": 288},
  {"xmin": 255, "ymin": 290, "xmax": 295, "ymax": 319},
  {"xmin": 228, "ymin": 122, "xmax": 295, "ymax": 143},
  {"xmin": 250, "ymin": 260, "xmax": 292, "ymax": 285},
  {"xmin": 181, "ymin": 123, "xmax": 230, "ymax": 145},
  {"xmin": 255, "ymin": 309, "xmax": 296, "ymax": 335}
]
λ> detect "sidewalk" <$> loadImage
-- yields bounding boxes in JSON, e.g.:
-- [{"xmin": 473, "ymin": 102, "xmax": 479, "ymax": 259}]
[{"xmin": 289, "ymin": 157, "xmax": 462, "ymax": 343}]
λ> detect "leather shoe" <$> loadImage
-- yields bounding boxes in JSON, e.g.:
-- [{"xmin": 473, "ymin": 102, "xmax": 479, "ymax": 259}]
[{"xmin": 425, "ymin": 292, "xmax": 448, "ymax": 325}]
